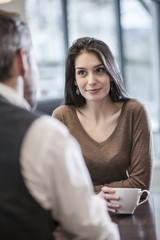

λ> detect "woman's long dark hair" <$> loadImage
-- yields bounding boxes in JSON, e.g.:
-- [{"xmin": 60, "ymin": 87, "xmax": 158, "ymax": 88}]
[{"xmin": 65, "ymin": 37, "xmax": 129, "ymax": 107}]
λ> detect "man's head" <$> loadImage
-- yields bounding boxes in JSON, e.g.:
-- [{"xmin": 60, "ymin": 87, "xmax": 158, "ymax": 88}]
[{"xmin": 0, "ymin": 10, "xmax": 39, "ymax": 109}]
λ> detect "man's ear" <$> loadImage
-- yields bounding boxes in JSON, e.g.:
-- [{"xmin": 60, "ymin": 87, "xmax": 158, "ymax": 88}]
[{"xmin": 17, "ymin": 49, "xmax": 29, "ymax": 77}]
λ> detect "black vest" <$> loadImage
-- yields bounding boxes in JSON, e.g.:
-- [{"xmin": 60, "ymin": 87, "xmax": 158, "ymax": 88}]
[{"xmin": 0, "ymin": 96, "xmax": 56, "ymax": 240}]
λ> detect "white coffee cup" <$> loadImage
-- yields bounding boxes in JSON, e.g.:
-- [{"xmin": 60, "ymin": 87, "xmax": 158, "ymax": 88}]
[{"xmin": 111, "ymin": 188, "xmax": 150, "ymax": 214}]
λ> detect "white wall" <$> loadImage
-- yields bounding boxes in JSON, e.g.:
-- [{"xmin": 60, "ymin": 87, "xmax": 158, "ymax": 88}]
[{"xmin": 0, "ymin": 0, "xmax": 25, "ymax": 20}]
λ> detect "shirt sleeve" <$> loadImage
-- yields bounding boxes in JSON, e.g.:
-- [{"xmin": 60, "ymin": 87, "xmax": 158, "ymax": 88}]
[
  {"xmin": 20, "ymin": 116, "xmax": 120, "ymax": 240},
  {"xmin": 125, "ymin": 104, "xmax": 153, "ymax": 189},
  {"xmin": 95, "ymin": 103, "xmax": 153, "ymax": 193}
]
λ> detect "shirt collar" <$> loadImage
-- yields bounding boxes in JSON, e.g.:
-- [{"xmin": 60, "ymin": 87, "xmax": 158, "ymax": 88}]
[{"xmin": 0, "ymin": 82, "xmax": 31, "ymax": 111}]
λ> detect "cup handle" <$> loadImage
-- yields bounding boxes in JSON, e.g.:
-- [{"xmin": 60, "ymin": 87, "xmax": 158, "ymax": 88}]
[{"xmin": 137, "ymin": 190, "xmax": 150, "ymax": 206}]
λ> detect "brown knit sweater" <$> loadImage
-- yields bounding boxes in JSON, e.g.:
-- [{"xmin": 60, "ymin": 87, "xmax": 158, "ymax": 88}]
[{"xmin": 52, "ymin": 99, "xmax": 153, "ymax": 193}]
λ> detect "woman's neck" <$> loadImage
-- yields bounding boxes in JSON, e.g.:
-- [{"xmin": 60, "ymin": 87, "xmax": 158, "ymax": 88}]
[{"xmin": 77, "ymin": 98, "xmax": 120, "ymax": 123}]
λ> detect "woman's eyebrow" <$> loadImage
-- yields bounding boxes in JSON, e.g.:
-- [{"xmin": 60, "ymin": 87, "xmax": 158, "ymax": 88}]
[
  {"xmin": 76, "ymin": 63, "xmax": 104, "ymax": 70},
  {"xmin": 75, "ymin": 67, "xmax": 86, "ymax": 70},
  {"xmin": 94, "ymin": 63, "xmax": 104, "ymax": 68}
]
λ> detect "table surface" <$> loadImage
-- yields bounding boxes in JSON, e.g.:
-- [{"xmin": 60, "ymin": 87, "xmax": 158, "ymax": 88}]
[
  {"xmin": 54, "ymin": 195, "xmax": 160, "ymax": 240},
  {"xmin": 111, "ymin": 196, "xmax": 160, "ymax": 240}
]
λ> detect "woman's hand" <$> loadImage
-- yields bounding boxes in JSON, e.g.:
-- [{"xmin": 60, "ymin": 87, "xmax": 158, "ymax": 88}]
[{"xmin": 98, "ymin": 186, "xmax": 120, "ymax": 213}]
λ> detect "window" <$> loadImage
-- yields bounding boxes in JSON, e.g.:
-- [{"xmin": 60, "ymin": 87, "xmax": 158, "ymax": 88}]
[
  {"xmin": 25, "ymin": 0, "xmax": 66, "ymax": 100},
  {"xmin": 67, "ymin": 0, "xmax": 118, "ymax": 56},
  {"xmin": 121, "ymin": 0, "xmax": 160, "ymax": 159}
]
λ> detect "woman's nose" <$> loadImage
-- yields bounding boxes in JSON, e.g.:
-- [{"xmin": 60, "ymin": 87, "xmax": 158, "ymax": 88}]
[{"xmin": 88, "ymin": 73, "xmax": 97, "ymax": 84}]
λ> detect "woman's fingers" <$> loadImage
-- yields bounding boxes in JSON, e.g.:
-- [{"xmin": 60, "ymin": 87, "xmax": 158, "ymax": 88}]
[
  {"xmin": 106, "ymin": 200, "xmax": 120, "ymax": 213},
  {"xmin": 107, "ymin": 207, "xmax": 117, "ymax": 213},
  {"xmin": 102, "ymin": 186, "xmax": 115, "ymax": 194},
  {"xmin": 100, "ymin": 186, "xmax": 120, "ymax": 212},
  {"xmin": 103, "ymin": 193, "xmax": 119, "ymax": 201},
  {"xmin": 107, "ymin": 200, "xmax": 120, "ymax": 209},
  {"xmin": 101, "ymin": 186, "xmax": 120, "ymax": 200}
]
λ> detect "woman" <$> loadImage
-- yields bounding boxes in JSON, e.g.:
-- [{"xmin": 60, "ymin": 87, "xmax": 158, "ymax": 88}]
[{"xmin": 52, "ymin": 37, "xmax": 153, "ymax": 212}]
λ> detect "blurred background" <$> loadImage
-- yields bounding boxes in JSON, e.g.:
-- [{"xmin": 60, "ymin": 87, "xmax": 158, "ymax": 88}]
[{"xmin": 0, "ymin": 0, "xmax": 160, "ymax": 194}]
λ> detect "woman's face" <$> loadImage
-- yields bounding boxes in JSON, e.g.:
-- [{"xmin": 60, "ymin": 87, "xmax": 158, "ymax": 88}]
[{"xmin": 75, "ymin": 51, "xmax": 111, "ymax": 103}]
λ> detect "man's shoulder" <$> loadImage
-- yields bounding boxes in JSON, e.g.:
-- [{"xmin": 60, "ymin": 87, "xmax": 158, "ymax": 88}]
[
  {"xmin": 31, "ymin": 115, "xmax": 70, "ymax": 139},
  {"xmin": 25, "ymin": 114, "xmax": 79, "ymax": 160}
]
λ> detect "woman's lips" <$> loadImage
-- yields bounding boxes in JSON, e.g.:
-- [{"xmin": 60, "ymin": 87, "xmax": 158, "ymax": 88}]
[{"xmin": 87, "ymin": 88, "xmax": 101, "ymax": 94}]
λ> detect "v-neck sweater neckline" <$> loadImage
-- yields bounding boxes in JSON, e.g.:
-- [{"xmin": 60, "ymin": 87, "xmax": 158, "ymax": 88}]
[{"xmin": 70, "ymin": 101, "xmax": 127, "ymax": 147}]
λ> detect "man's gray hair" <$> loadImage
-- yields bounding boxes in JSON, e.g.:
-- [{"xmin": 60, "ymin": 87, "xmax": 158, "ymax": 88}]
[{"xmin": 0, "ymin": 10, "xmax": 32, "ymax": 81}]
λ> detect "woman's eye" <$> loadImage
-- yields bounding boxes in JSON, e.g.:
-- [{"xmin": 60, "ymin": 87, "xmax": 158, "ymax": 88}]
[
  {"xmin": 97, "ymin": 67, "xmax": 105, "ymax": 73},
  {"xmin": 77, "ymin": 70, "xmax": 86, "ymax": 76}
]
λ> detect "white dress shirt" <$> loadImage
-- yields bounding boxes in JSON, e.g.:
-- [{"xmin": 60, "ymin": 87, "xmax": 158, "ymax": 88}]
[{"xmin": 0, "ymin": 82, "xmax": 120, "ymax": 240}]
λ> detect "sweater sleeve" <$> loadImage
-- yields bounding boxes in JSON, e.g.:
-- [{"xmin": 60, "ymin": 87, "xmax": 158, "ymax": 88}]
[
  {"xmin": 95, "ymin": 104, "xmax": 153, "ymax": 193},
  {"xmin": 52, "ymin": 108, "xmax": 63, "ymax": 121},
  {"xmin": 52, "ymin": 106, "xmax": 67, "ymax": 125}
]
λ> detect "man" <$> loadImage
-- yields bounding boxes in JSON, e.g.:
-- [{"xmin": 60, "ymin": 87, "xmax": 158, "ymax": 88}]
[{"xmin": 0, "ymin": 10, "xmax": 120, "ymax": 240}]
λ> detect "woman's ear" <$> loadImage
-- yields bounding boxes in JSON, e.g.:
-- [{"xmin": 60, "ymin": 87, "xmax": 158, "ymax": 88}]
[{"xmin": 74, "ymin": 80, "xmax": 77, "ymax": 86}]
